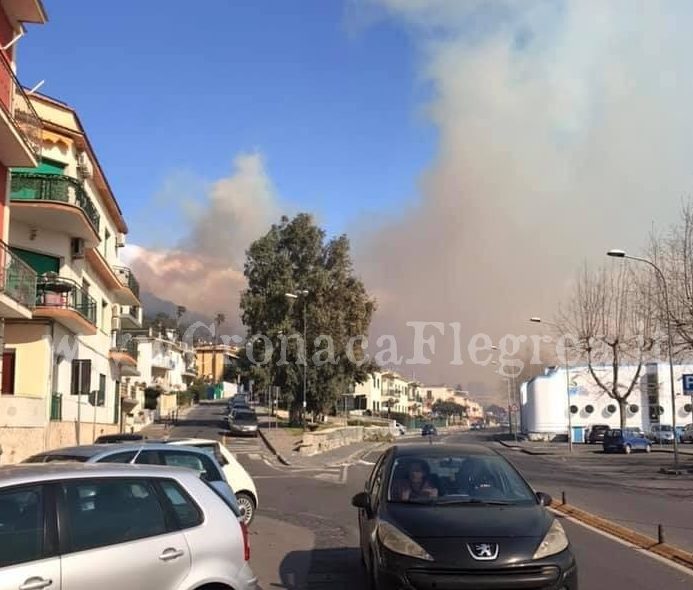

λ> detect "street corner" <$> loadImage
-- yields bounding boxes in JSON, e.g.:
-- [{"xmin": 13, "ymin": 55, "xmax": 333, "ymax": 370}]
[{"xmin": 249, "ymin": 514, "xmax": 316, "ymax": 590}]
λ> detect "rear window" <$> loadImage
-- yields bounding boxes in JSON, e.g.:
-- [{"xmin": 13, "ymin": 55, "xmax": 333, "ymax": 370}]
[
  {"xmin": 202, "ymin": 480, "xmax": 241, "ymax": 518},
  {"xmin": 24, "ymin": 454, "xmax": 89, "ymax": 464},
  {"xmin": 606, "ymin": 430, "xmax": 622, "ymax": 437}
]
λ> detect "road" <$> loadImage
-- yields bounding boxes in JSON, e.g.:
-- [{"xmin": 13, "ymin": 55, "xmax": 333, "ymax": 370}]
[{"xmin": 175, "ymin": 404, "xmax": 693, "ymax": 589}]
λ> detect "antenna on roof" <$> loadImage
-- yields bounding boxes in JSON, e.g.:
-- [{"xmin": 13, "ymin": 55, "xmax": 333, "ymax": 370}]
[{"xmin": 26, "ymin": 80, "xmax": 45, "ymax": 96}]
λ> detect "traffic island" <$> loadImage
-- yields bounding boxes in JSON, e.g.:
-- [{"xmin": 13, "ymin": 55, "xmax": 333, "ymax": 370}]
[{"xmin": 551, "ymin": 498, "xmax": 693, "ymax": 571}]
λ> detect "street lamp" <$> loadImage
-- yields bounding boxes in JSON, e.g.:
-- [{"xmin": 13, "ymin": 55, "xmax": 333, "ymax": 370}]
[
  {"xmin": 607, "ymin": 249, "xmax": 680, "ymax": 467},
  {"xmin": 530, "ymin": 317, "xmax": 573, "ymax": 452},
  {"xmin": 490, "ymin": 359, "xmax": 516, "ymax": 441},
  {"xmin": 285, "ymin": 290, "xmax": 309, "ymax": 427}
]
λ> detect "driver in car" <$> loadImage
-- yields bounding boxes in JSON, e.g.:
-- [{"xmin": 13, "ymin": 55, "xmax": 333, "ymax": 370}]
[{"xmin": 393, "ymin": 460, "xmax": 439, "ymax": 501}]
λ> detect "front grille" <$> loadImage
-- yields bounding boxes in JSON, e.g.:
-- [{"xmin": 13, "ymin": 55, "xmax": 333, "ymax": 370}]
[{"xmin": 407, "ymin": 565, "xmax": 561, "ymax": 590}]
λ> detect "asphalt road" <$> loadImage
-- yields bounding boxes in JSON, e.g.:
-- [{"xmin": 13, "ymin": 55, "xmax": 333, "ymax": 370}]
[{"xmin": 174, "ymin": 404, "xmax": 693, "ymax": 589}]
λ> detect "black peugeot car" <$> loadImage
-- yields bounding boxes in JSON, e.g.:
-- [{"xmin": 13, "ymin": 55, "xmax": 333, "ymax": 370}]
[{"xmin": 352, "ymin": 444, "xmax": 577, "ymax": 589}]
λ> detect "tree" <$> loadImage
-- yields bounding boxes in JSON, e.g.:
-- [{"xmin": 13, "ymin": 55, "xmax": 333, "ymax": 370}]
[
  {"xmin": 650, "ymin": 200, "xmax": 693, "ymax": 354},
  {"xmin": 240, "ymin": 214, "xmax": 376, "ymax": 422},
  {"xmin": 558, "ymin": 264, "xmax": 659, "ymax": 429},
  {"xmin": 432, "ymin": 400, "xmax": 467, "ymax": 418}
]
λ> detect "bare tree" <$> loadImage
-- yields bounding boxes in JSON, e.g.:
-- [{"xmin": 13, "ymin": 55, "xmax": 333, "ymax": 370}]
[
  {"xmin": 650, "ymin": 200, "xmax": 693, "ymax": 355},
  {"xmin": 558, "ymin": 264, "xmax": 659, "ymax": 429}
]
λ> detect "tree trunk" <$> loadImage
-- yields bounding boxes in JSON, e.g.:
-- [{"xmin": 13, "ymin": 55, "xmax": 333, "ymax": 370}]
[{"xmin": 618, "ymin": 398, "xmax": 628, "ymax": 430}]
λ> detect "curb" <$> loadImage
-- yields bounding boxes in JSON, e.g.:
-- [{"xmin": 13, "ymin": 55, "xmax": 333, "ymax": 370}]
[
  {"xmin": 257, "ymin": 428, "xmax": 292, "ymax": 466},
  {"xmin": 551, "ymin": 500, "xmax": 693, "ymax": 571}
]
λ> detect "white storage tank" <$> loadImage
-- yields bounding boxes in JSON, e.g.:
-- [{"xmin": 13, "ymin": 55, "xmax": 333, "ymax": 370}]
[{"xmin": 525, "ymin": 368, "xmax": 567, "ymax": 438}]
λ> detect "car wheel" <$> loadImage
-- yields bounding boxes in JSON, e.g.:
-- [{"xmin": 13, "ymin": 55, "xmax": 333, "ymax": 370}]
[
  {"xmin": 645, "ymin": 444, "xmax": 652, "ymax": 453},
  {"xmin": 236, "ymin": 492, "xmax": 256, "ymax": 525},
  {"xmin": 624, "ymin": 444, "xmax": 632, "ymax": 455}
]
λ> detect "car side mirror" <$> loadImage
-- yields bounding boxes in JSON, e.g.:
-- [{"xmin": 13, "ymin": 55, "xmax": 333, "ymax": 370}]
[
  {"xmin": 352, "ymin": 492, "xmax": 371, "ymax": 512},
  {"xmin": 536, "ymin": 492, "xmax": 552, "ymax": 506}
]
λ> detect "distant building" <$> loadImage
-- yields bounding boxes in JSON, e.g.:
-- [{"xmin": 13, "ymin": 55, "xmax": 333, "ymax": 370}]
[{"xmin": 522, "ymin": 362, "xmax": 693, "ymax": 441}]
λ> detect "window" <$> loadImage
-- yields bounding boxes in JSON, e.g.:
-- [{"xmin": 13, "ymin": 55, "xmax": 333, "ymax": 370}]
[
  {"xmin": 159, "ymin": 480, "xmax": 203, "ymax": 529},
  {"xmin": 71, "ymin": 360, "xmax": 91, "ymax": 396},
  {"xmin": 0, "ymin": 485, "xmax": 45, "ymax": 567},
  {"xmin": 104, "ymin": 229, "xmax": 110, "ymax": 259},
  {"xmin": 100, "ymin": 300, "xmax": 107, "ymax": 329},
  {"xmin": 60, "ymin": 479, "xmax": 167, "ymax": 552},
  {"xmin": 133, "ymin": 450, "xmax": 161, "ymax": 465},
  {"xmin": 195, "ymin": 443, "xmax": 228, "ymax": 466},
  {"xmin": 161, "ymin": 451, "xmax": 223, "ymax": 482},
  {"xmin": 11, "ymin": 247, "xmax": 60, "ymax": 275},
  {"xmin": 2, "ymin": 349, "xmax": 16, "ymax": 394},
  {"xmin": 99, "ymin": 451, "xmax": 137, "ymax": 464},
  {"xmin": 369, "ymin": 455, "xmax": 386, "ymax": 509},
  {"xmin": 98, "ymin": 373, "xmax": 106, "ymax": 406}
]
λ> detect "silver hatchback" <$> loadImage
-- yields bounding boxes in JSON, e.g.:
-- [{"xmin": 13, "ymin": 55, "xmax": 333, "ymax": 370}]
[{"xmin": 0, "ymin": 463, "xmax": 257, "ymax": 590}]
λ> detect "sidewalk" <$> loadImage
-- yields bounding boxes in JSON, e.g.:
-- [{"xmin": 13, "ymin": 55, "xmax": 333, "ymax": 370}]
[{"xmin": 256, "ymin": 409, "xmax": 387, "ymax": 468}]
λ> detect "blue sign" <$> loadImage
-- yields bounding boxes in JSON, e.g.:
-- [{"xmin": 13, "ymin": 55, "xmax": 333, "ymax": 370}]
[{"xmin": 683, "ymin": 374, "xmax": 693, "ymax": 394}]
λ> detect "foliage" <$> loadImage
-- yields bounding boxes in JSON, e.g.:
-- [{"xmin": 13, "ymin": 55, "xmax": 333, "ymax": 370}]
[
  {"xmin": 432, "ymin": 400, "xmax": 467, "ymax": 417},
  {"xmin": 144, "ymin": 386, "xmax": 163, "ymax": 410},
  {"xmin": 240, "ymin": 214, "xmax": 376, "ymax": 420}
]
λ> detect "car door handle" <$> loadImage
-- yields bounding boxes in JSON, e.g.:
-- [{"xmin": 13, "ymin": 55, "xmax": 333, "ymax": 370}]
[
  {"xmin": 19, "ymin": 578, "xmax": 52, "ymax": 590},
  {"xmin": 159, "ymin": 548, "xmax": 185, "ymax": 561}
]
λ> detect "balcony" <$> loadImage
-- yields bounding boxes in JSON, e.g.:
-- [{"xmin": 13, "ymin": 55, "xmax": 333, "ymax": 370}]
[
  {"xmin": 10, "ymin": 172, "xmax": 101, "ymax": 246},
  {"xmin": 0, "ymin": 240, "xmax": 37, "ymax": 319},
  {"xmin": 113, "ymin": 265, "xmax": 140, "ymax": 305},
  {"xmin": 152, "ymin": 353, "xmax": 175, "ymax": 371},
  {"xmin": 0, "ymin": 51, "xmax": 42, "ymax": 167},
  {"xmin": 110, "ymin": 331, "xmax": 140, "ymax": 377},
  {"xmin": 120, "ymin": 305, "xmax": 142, "ymax": 329},
  {"xmin": 34, "ymin": 275, "xmax": 97, "ymax": 335}
]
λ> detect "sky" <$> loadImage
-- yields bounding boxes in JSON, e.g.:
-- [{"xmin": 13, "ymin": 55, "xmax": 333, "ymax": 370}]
[
  {"xmin": 19, "ymin": 0, "xmax": 434, "ymax": 245},
  {"xmin": 17, "ymin": 1, "xmax": 693, "ymax": 398}
]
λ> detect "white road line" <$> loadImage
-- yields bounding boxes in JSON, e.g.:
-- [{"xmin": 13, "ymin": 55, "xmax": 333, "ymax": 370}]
[{"xmin": 550, "ymin": 510, "xmax": 693, "ymax": 578}]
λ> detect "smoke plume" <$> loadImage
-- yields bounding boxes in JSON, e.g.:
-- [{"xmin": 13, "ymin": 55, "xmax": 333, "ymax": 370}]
[{"xmin": 350, "ymin": 0, "xmax": 693, "ymax": 394}]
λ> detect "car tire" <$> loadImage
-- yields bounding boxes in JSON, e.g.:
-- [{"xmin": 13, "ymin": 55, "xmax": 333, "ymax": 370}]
[
  {"xmin": 645, "ymin": 444, "xmax": 652, "ymax": 453},
  {"xmin": 624, "ymin": 444, "xmax": 632, "ymax": 455},
  {"xmin": 236, "ymin": 492, "xmax": 256, "ymax": 525}
]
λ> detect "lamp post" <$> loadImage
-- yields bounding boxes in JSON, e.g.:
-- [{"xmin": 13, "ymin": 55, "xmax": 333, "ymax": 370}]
[
  {"xmin": 607, "ymin": 249, "xmax": 680, "ymax": 468},
  {"xmin": 285, "ymin": 290, "xmax": 309, "ymax": 428},
  {"xmin": 530, "ymin": 317, "xmax": 574, "ymax": 452},
  {"xmin": 490, "ymin": 357, "xmax": 516, "ymax": 441}
]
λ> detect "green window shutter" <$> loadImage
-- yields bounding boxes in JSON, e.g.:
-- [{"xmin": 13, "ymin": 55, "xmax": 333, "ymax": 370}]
[
  {"xmin": 11, "ymin": 247, "xmax": 60, "ymax": 275},
  {"xmin": 13, "ymin": 158, "xmax": 67, "ymax": 175}
]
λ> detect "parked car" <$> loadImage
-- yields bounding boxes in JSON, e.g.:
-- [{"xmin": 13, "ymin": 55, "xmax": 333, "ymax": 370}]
[
  {"xmin": 680, "ymin": 423, "xmax": 693, "ymax": 444},
  {"xmin": 649, "ymin": 424, "xmax": 676, "ymax": 444},
  {"xmin": 391, "ymin": 421, "xmax": 406, "ymax": 436},
  {"xmin": 352, "ymin": 444, "xmax": 577, "ymax": 590},
  {"xmin": 94, "ymin": 433, "xmax": 148, "ymax": 444},
  {"xmin": 228, "ymin": 409, "xmax": 259, "ymax": 437},
  {"xmin": 586, "ymin": 424, "xmax": 610, "ymax": 444},
  {"xmin": 23, "ymin": 443, "xmax": 240, "ymax": 512},
  {"xmin": 421, "ymin": 424, "xmax": 438, "ymax": 437},
  {"xmin": 603, "ymin": 428, "xmax": 652, "ymax": 454},
  {"xmin": 0, "ymin": 463, "xmax": 257, "ymax": 590},
  {"xmin": 164, "ymin": 437, "xmax": 259, "ymax": 524}
]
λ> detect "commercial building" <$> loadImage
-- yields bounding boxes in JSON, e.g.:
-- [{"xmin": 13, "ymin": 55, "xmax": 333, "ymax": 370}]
[{"xmin": 522, "ymin": 363, "xmax": 693, "ymax": 441}]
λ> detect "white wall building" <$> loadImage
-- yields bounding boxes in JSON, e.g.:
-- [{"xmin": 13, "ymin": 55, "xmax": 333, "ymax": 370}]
[{"xmin": 522, "ymin": 363, "xmax": 693, "ymax": 441}]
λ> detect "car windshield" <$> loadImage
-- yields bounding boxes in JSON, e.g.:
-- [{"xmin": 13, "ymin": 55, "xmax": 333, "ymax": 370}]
[
  {"xmin": 388, "ymin": 455, "xmax": 536, "ymax": 505},
  {"xmin": 234, "ymin": 412, "xmax": 256, "ymax": 422},
  {"xmin": 658, "ymin": 425, "xmax": 673, "ymax": 431}
]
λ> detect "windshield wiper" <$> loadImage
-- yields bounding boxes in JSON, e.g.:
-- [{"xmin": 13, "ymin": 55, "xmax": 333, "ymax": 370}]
[{"xmin": 435, "ymin": 498, "xmax": 514, "ymax": 506}]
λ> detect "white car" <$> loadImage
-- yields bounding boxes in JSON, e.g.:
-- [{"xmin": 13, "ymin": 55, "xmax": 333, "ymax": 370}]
[
  {"xmin": 165, "ymin": 438, "xmax": 259, "ymax": 524},
  {"xmin": 0, "ymin": 462, "xmax": 257, "ymax": 590}
]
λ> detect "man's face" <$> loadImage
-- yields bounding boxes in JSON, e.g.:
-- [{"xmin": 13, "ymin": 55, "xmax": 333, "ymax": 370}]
[{"xmin": 409, "ymin": 462, "xmax": 425, "ymax": 484}]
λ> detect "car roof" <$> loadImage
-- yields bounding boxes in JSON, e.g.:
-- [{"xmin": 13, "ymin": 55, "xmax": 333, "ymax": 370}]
[
  {"xmin": 391, "ymin": 443, "xmax": 497, "ymax": 457},
  {"xmin": 166, "ymin": 438, "xmax": 218, "ymax": 445},
  {"xmin": 33, "ymin": 442, "xmax": 214, "ymax": 459},
  {"xmin": 0, "ymin": 463, "xmax": 196, "ymax": 488}
]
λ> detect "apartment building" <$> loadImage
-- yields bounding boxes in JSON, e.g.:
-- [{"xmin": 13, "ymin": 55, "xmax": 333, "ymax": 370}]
[
  {"xmin": 1, "ymin": 92, "xmax": 140, "ymax": 462},
  {"xmin": 116, "ymin": 327, "xmax": 197, "ymax": 431}
]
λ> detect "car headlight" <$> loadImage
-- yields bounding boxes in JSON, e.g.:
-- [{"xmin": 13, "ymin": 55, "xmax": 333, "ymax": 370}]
[
  {"xmin": 533, "ymin": 519, "xmax": 569, "ymax": 560},
  {"xmin": 377, "ymin": 521, "xmax": 433, "ymax": 561}
]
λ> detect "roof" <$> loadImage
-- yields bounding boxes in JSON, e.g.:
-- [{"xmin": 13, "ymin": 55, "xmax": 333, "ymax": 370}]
[
  {"xmin": 33, "ymin": 442, "xmax": 208, "ymax": 458},
  {"xmin": 0, "ymin": 463, "xmax": 194, "ymax": 488},
  {"xmin": 392, "ymin": 444, "xmax": 498, "ymax": 457}
]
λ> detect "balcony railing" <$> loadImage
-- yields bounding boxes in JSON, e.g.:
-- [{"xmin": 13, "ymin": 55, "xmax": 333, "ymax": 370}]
[
  {"xmin": 0, "ymin": 51, "xmax": 42, "ymax": 158},
  {"xmin": 113, "ymin": 266, "xmax": 140, "ymax": 299},
  {"xmin": 0, "ymin": 240, "xmax": 37, "ymax": 309},
  {"xmin": 36, "ymin": 275, "xmax": 96, "ymax": 324},
  {"xmin": 127, "ymin": 305, "xmax": 140, "ymax": 320},
  {"xmin": 10, "ymin": 172, "xmax": 100, "ymax": 233},
  {"xmin": 111, "ymin": 331, "xmax": 139, "ymax": 359}
]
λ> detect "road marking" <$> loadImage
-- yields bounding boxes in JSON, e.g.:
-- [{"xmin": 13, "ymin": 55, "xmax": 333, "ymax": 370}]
[{"xmin": 551, "ymin": 510, "xmax": 693, "ymax": 578}]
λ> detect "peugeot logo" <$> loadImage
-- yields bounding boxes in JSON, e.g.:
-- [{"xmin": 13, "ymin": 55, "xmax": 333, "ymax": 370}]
[{"xmin": 467, "ymin": 542, "xmax": 499, "ymax": 561}]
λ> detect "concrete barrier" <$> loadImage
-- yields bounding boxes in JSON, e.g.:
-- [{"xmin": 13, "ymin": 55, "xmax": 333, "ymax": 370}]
[{"xmin": 299, "ymin": 425, "xmax": 394, "ymax": 456}]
